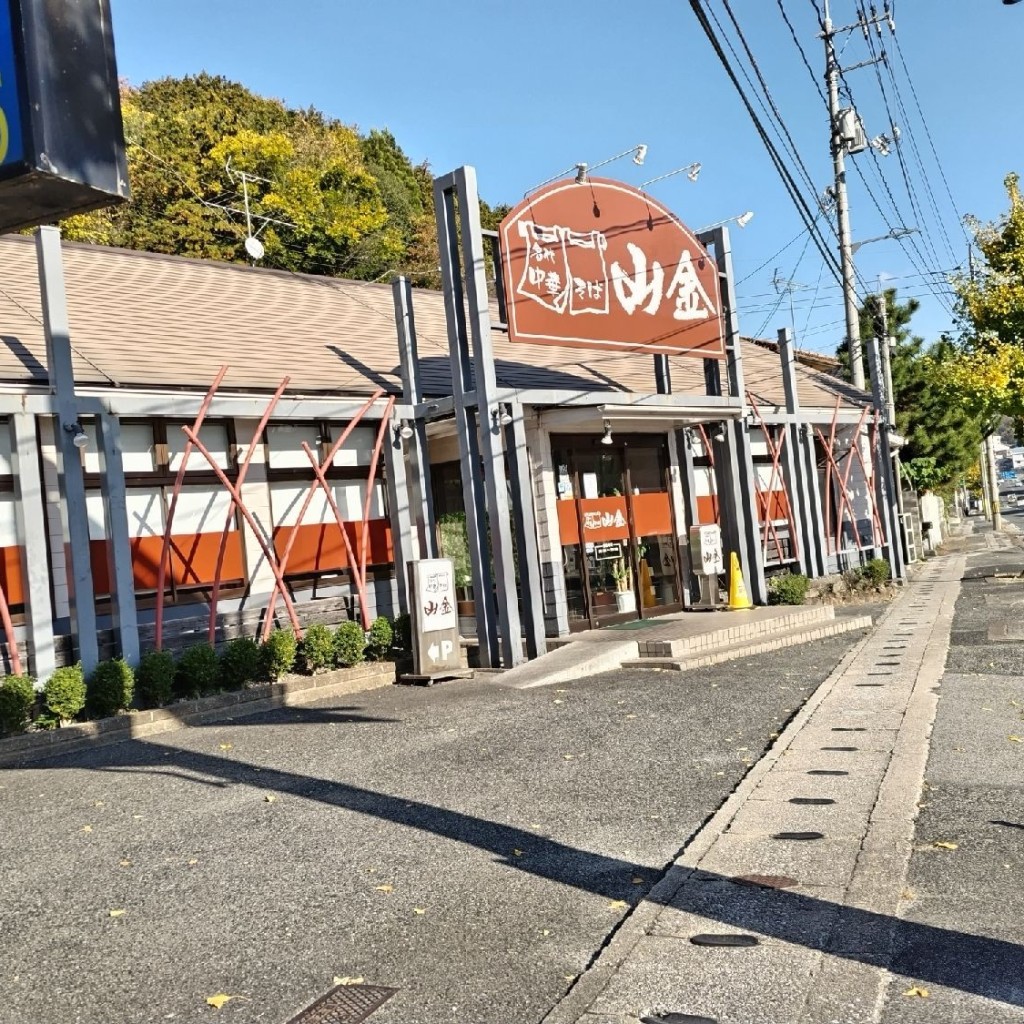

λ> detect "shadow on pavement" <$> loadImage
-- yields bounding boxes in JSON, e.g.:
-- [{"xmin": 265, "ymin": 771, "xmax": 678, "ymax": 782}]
[{"xmin": 14, "ymin": 735, "xmax": 1022, "ymax": 1009}]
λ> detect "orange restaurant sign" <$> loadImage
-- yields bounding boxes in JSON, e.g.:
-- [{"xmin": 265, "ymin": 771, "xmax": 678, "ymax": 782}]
[{"xmin": 499, "ymin": 177, "xmax": 726, "ymax": 358}]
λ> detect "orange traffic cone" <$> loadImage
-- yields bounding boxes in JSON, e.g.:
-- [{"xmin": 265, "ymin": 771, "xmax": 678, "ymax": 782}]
[{"xmin": 728, "ymin": 552, "xmax": 753, "ymax": 610}]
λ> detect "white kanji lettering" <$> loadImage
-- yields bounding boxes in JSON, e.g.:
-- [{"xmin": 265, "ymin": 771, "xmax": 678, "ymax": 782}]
[
  {"xmin": 544, "ymin": 270, "xmax": 563, "ymax": 295},
  {"xmin": 610, "ymin": 242, "xmax": 665, "ymax": 315},
  {"xmin": 665, "ymin": 250, "xmax": 714, "ymax": 321}
]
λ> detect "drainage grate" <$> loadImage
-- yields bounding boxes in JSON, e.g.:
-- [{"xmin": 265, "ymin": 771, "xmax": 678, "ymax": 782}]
[
  {"xmin": 790, "ymin": 797, "xmax": 835, "ymax": 805},
  {"xmin": 690, "ymin": 933, "xmax": 759, "ymax": 947},
  {"xmin": 773, "ymin": 830, "xmax": 824, "ymax": 840},
  {"xmin": 832, "ymin": 727, "xmax": 866, "ymax": 732},
  {"xmin": 285, "ymin": 984, "xmax": 398, "ymax": 1024},
  {"xmin": 808, "ymin": 769, "xmax": 848, "ymax": 776},
  {"xmin": 821, "ymin": 746, "xmax": 858, "ymax": 751},
  {"xmin": 641, "ymin": 1014, "xmax": 718, "ymax": 1024}
]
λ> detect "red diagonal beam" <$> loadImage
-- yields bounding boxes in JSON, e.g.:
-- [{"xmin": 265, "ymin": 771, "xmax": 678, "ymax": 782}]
[
  {"xmin": 747, "ymin": 395, "xmax": 797, "ymax": 564},
  {"xmin": 358, "ymin": 397, "xmax": 396, "ymax": 628},
  {"xmin": 156, "ymin": 366, "xmax": 228, "ymax": 650},
  {"xmin": 181, "ymin": 426, "xmax": 302, "ymax": 636},
  {"xmin": 207, "ymin": 377, "xmax": 291, "ymax": 644},
  {"xmin": 260, "ymin": 389, "xmax": 385, "ymax": 642}
]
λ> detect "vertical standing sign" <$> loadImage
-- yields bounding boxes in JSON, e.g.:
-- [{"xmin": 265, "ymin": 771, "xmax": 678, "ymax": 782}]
[{"xmin": 409, "ymin": 558, "xmax": 462, "ymax": 678}]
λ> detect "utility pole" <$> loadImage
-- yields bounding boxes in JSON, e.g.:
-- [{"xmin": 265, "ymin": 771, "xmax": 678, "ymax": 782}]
[
  {"xmin": 875, "ymin": 291, "xmax": 896, "ymax": 427},
  {"xmin": 823, "ymin": 0, "xmax": 863, "ymax": 389},
  {"xmin": 821, "ymin": 0, "xmax": 893, "ymax": 391},
  {"xmin": 987, "ymin": 433, "xmax": 1003, "ymax": 531}
]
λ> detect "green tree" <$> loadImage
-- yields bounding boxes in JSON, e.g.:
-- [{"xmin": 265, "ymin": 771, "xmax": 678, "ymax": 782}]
[{"xmin": 837, "ymin": 289, "xmax": 985, "ymax": 488}]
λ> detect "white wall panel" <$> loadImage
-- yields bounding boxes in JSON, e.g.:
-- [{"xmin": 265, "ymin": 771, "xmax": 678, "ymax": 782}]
[{"xmin": 168, "ymin": 423, "xmax": 230, "ymax": 472}]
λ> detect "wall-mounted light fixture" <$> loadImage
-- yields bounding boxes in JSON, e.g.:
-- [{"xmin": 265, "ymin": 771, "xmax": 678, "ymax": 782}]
[
  {"xmin": 399, "ymin": 420, "xmax": 415, "ymax": 440},
  {"xmin": 710, "ymin": 423, "xmax": 727, "ymax": 444},
  {"xmin": 492, "ymin": 405, "xmax": 513, "ymax": 429},
  {"xmin": 63, "ymin": 422, "xmax": 89, "ymax": 449},
  {"xmin": 639, "ymin": 162, "xmax": 702, "ymax": 191},
  {"xmin": 525, "ymin": 143, "xmax": 648, "ymax": 196},
  {"xmin": 601, "ymin": 420, "xmax": 614, "ymax": 446}
]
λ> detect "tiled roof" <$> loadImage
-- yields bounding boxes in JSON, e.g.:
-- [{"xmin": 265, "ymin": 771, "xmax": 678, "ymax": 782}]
[{"xmin": 0, "ymin": 234, "xmax": 869, "ymax": 411}]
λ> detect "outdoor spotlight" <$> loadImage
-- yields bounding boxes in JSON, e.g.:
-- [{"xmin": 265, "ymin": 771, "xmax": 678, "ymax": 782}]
[
  {"xmin": 601, "ymin": 421, "xmax": 614, "ymax": 446},
  {"xmin": 736, "ymin": 211, "xmax": 754, "ymax": 228},
  {"xmin": 64, "ymin": 422, "xmax": 89, "ymax": 449},
  {"xmin": 633, "ymin": 144, "xmax": 648, "ymax": 166},
  {"xmin": 492, "ymin": 405, "xmax": 513, "ymax": 428},
  {"xmin": 399, "ymin": 421, "xmax": 415, "ymax": 440},
  {"xmin": 574, "ymin": 163, "xmax": 588, "ymax": 185},
  {"xmin": 687, "ymin": 162, "xmax": 702, "ymax": 183},
  {"xmin": 711, "ymin": 423, "xmax": 727, "ymax": 443}
]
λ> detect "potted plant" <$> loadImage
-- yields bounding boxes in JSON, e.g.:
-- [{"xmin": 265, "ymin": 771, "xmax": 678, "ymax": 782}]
[{"xmin": 612, "ymin": 557, "xmax": 636, "ymax": 614}]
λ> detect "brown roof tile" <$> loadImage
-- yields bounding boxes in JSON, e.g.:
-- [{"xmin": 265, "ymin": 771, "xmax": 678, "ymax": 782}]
[{"xmin": 0, "ymin": 234, "xmax": 868, "ymax": 411}]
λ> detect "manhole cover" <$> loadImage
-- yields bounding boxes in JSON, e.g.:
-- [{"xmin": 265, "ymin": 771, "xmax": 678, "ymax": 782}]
[
  {"xmin": 690, "ymin": 933, "xmax": 759, "ymax": 947},
  {"xmin": 733, "ymin": 873, "xmax": 798, "ymax": 889},
  {"xmin": 286, "ymin": 984, "xmax": 398, "ymax": 1024}
]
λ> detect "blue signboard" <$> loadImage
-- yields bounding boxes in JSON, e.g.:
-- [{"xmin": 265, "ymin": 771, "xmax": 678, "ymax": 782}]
[{"xmin": 0, "ymin": 0, "xmax": 24, "ymax": 168}]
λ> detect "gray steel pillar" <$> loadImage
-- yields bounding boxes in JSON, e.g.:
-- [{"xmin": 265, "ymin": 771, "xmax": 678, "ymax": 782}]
[
  {"xmin": 867, "ymin": 338, "xmax": 906, "ymax": 580},
  {"xmin": 36, "ymin": 227, "xmax": 100, "ymax": 675},
  {"xmin": 392, "ymin": 277, "xmax": 437, "ymax": 559},
  {"xmin": 703, "ymin": 226, "xmax": 767, "ymax": 605},
  {"xmin": 9, "ymin": 414, "xmax": 55, "ymax": 680},
  {"xmin": 654, "ymin": 355, "xmax": 672, "ymax": 395},
  {"xmin": 503, "ymin": 401, "xmax": 546, "ymax": 659},
  {"xmin": 383, "ymin": 419, "xmax": 413, "ymax": 614},
  {"xmin": 434, "ymin": 167, "xmax": 523, "ymax": 668},
  {"xmin": 799, "ymin": 421, "xmax": 830, "ymax": 577},
  {"xmin": 676, "ymin": 427, "xmax": 700, "ymax": 607},
  {"xmin": 776, "ymin": 328, "xmax": 812, "ymax": 577},
  {"xmin": 96, "ymin": 412, "xmax": 140, "ymax": 666}
]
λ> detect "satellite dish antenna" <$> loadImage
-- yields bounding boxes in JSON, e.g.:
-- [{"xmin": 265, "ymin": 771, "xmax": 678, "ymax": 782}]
[{"xmin": 244, "ymin": 236, "xmax": 265, "ymax": 261}]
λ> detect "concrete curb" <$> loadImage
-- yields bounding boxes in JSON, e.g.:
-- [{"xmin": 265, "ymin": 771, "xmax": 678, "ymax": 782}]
[
  {"xmin": 541, "ymin": 593, "xmax": 905, "ymax": 1024},
  {"xmin": 0, "ymin": 662, "xmax": 396, "ymax": 767}
]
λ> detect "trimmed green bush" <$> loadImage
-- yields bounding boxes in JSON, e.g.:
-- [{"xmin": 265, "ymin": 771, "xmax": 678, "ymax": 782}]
[
  {"xmin": 297, "ymin": 624, "xmax": 334, "ymax": 674},
  {"xmin": 767, "ymin": 571, "xmax": 810, "ymax": 606},
  {"xmin": 392, "ymin": 612, "xmax": 411, "ymax": 654},
  {"xmin": 135, "ymin": 650, "xmax": 175, "ymax": 709},
  {"xmin": 220, "ymin": 636, "xmax": 262, "ymax": 690},
  {"xmin": 261, "ymin": 628, "xmax": 297, "ymax": 681},
  {"xmin": 861, "ymin": 558, "xmax": 892, "ymax": 587},
  {"xmin": 44, "ymin": 664, "xmax": 86, "ymax": 722},
  {"xmin": 0, "ymin": 674, "xmax": 36, "ymax": 734},
  {"xmin": 87, "ymin": 658, "xmax": 134, "ymax": 719},
  {"xmin": 365, "ymin": 616, "xmax": 393, "ymax": 661},
  {"xmin": 334, "ymin": 621, "xmax": 367, "ymax": 668},
  {"xmin": 175, "ymin": 643, "xmax": 220, "ymax": 699}
]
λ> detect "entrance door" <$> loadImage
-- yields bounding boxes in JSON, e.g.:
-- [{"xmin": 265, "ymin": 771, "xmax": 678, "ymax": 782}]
[{"xmin": 554, "ymin": 435, "xmax": 683, "ymax": 630}]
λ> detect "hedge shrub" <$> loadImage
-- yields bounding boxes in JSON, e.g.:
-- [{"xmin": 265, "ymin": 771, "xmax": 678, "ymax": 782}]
[
  {"xmin": 861, "ymin": 558, "xmax": 892, "ymax": 587},
  {"xmin": 297, "ymin": 624, "xmax": 334, "ymax": 674},
  {"xmin": 767, "ymin": 572, "xmax": 810, "ymax": 606},
  {"xmin": 0, "ymin": 674, "xmax": 36, "ymax": 734},
  {"xmin": 261, "ymin": 629, "xmax": 297, "ymax": 680},
  {"xmin": 334, "ymin": 621, "xmax": 367, "ymax": 668},
  {"xmin": 87, "ymin": 659, "xmax": 134, "ymax": 719},
  {"xmin": 135, "ymin": 650, "xmax": 175, "ymax": 709},
  {"xmin": 365, "ymin": 616, "xmax": 393, "ymax": 661},
  {"xmin": 175, "ymin": 644, "xmax": 220, "ymax": 699},
  {"xmin": 220, "ymin": 637, "xmax": 262, "ymax": 690},
  {"xmin": 44, "ymin": 664, "xmax": 86, "ymax": 721}
]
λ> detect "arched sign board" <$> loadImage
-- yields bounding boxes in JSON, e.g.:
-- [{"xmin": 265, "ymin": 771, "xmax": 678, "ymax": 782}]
[
  {"xmin": 0, "ymin": 0, "xmax": 128, "ymax": 233},
  {"xmin": 499, "ymin": 177, "xmax": 726, "ymax": 358}
]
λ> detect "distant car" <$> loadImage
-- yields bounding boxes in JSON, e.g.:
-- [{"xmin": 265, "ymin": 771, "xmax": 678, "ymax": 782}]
[
  {"xmin": 967, "ymin": 498, "xmax": 982, "ymax": 516},
  {"xmin": 1006, "ymin": 493, "xmax": 1019, "ymax": 508}
]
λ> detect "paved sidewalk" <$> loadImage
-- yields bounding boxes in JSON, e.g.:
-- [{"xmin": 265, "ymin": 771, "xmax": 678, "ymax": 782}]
[{"xmin": 544, "ymin": 526, "xmax": 1024, "ymax": 1024}]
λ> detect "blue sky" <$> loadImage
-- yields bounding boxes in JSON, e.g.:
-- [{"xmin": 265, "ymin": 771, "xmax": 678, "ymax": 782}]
[{"xmin": 108, "ymin": 0, "xmax": 1021, "ymax": 354}]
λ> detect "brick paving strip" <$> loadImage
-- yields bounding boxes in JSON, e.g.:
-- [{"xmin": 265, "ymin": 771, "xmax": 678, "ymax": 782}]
[{"xmin": 542, "ymin": 552, "xmax": 964, "ymax": 1024}]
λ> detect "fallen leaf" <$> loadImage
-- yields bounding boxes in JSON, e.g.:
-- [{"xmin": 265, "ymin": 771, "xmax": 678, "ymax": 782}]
[
  {"xmin": 80, "ymin": 825, "xmax": 93, "ymax": 833},
  {"xmin": 206, "ymin": 994, "xmax": 234, "ymax": 1010},
  {"xmin": 631, "ymin": 876, "xmax": 646, "ymax": 885},
  {"xmin": 1009, "ymin": 736, "xmax": 1023, "ymax": 743},
  {"xmin": 334, "ymin": 976, "xmax": 363, "ymax": 986},
  {"xmin": 933, "ymin": 841, "xmax": 958, "ymax": 850},
  {"xmin": 413, "ymin": 908, "xmax": 427, "ymax": 915},
  {"xmin": 512, "ymin": 849, "xmax": 524, "ymax": 857},
  {"xmin": 608, "ymin": 899, "xmax": 628, "ymax": 910},
  {"xmin": 264, "ymin": 795, "xmax": 276, "ymax": 803},
  {"xmin": 108, "ymin": 909, "xmax": 126, "ymax": 918},
  {"xmin": 563, "ymin": 754, "xmax": 574, "ymax": 760},
  {"xmin": 903, "ymin": 986, "xmax": 929, "ymax": 998},
  {"xmin": 119, "ymin": 859, "xmax": 132, "ymax": 868},
  {"xmin": 94, "ymin": 801, "xmax": 104, "ymax": 808},
  {"xmin": 188, "ymin": 858, "xmax": 199, "ymax": 866},
  {"xmin": 374, "ymin": 884, "xmax": 394, "ymax": 894},
  {"xmin": 542, "ymin": 929, "xmax": 551, "ymax": 936},
  {"xmin": 552, "ymin": 699, "xmax": 564, "ymax": 705},
  {"xmin": 625, "ymin": 714, "xmax": 637, "ymax": 720},
  {"xmin": 218, "ymin": 743, "xmax": 233, "ymax": 751}
]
